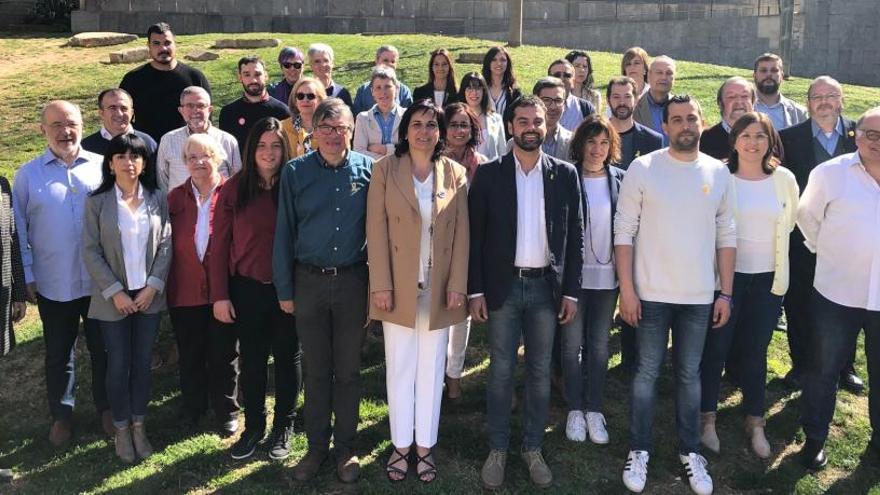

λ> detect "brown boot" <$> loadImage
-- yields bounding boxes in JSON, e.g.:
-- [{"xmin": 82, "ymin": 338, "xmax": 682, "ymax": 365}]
[
  {"xmin": 336, "ymin": 451, "xmax": 360, "ymax": 483},
  {"xmin": 131, "ymin": 422, "xmax": 153, "ymax": 459},
  {"xmin": 446, "ymin": 376, "xmax": 462, "ymax": 401},
  {"xmin": 115, "ymin": 426, "xmax": 135, "ymax": 463},
  {"xmin": 48, "ymin": 420, "xmax": 71, "ymax": 447},
  {"xmin": 700, "ymin": 411, "xmax": 720, "ymax": 454},
  {"xmin": 293, "ymin": 449, "xmax": 327, "ymax": 481},
  {"xmin": 745, "ymin": 415, "xmax": 771, "ymax": 459}
]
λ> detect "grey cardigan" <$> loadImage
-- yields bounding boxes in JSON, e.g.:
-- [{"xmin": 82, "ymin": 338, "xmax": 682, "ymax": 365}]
[{"xmin": 82, "ymin": 186, "xmax": 172, "ymax": 321}]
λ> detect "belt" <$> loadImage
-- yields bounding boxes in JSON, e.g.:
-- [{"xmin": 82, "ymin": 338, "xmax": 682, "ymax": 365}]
[
  {"xmin": 513, "ymin": 266, "xmax": 548, "ymax": 278},
  {"xmin": 300, "ymin": 262, "xmax": 364, "ymax": 276}
]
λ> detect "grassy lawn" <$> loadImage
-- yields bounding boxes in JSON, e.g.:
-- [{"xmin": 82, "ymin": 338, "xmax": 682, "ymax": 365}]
[{"xmin": 1, "ymin": 32, "xmax": 879, "ymax": 494}]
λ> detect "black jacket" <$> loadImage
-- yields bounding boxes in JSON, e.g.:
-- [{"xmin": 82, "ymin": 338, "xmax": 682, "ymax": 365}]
[
  {"xmin": 619, "ymin": 122, "xmax": 663, "ymax": 169},
  {"xmin": 412, "ymin": 83, "xmax": 460, "ymax": 107},
  {"xmin": 780, "ymin": 116, "xmax": 857, "ymax": 190},
  {"xmin": 468, "ymin": 152, "xmax": 584, "ymax": 310}
]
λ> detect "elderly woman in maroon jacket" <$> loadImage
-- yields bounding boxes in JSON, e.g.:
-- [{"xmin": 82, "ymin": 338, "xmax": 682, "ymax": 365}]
[
  {"xmin": 167, "ymin": 133, "xmax": 241, "ymax": 435},
  {"xmin": 210, "ymin": 117, "xmax": 302, "ymax": 461}
]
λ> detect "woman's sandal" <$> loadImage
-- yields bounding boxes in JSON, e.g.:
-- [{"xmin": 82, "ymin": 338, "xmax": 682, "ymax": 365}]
[
  {"xmin": 385, "ymin": 447, "xmax": 409, "ymax": 482},
  {"xmin": 414, "ymin": 449, "xmax": 438, "ymax": 484}
]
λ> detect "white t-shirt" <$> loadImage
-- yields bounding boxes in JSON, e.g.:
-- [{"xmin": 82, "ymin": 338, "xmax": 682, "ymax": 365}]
[
  {"xmin": 414, "ymin": 172, "xmax": 434, "ymax": 285},
  {"xmin": 733, "ymin": 176, "xmax": 780, "ymax": 273},
  {"xmin": 433, "ymin": 90, "xmax": 446, "ymax": 107},
  {"xmin": 581, "ymin": 177, "xmax": 617, "ymax": 289}
]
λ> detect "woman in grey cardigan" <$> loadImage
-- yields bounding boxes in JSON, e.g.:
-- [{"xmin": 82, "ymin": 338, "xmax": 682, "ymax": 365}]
[{"xmin": 82, "ymin": 133, "xmax": 171, "ymax": 463}]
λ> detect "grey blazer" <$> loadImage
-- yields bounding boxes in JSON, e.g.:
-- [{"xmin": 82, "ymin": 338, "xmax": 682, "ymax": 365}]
[{"xmin": 82, "ymin": 186, "xmax": 172, "ymax": 321}]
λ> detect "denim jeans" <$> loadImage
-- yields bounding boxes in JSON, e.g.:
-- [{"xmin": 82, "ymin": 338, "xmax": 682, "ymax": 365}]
[
  {"xmin": 700, "ymin": 272, "xmax": 782, "ymax": 417},
  {"xmin": 801, "ymin": 290, "xmax": 880, "ymax": 443},
  {"xmin": 630, "ymin": 300, "xmax": 712, "ymax": 455},
  {"xmin": 100, "ymin": 311, "xmax": 161, "ymax": 427},
  {"xmin": 561, "ymin": 288, "xmax": 619, "ymax": 412},
  {"xmin": 486, "ymin": 276, "xmax": 558, "ymax": 451}
]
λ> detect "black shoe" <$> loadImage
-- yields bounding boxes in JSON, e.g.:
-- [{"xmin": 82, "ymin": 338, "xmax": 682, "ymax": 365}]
[
  {"xmin": 800, "ymin": 439, "xmax": 827, "ymax": 470},
  {"xmin": 839, "ymin": 372, "xmax": 865, "ymax": 395},
  {"xmin": 267, "ymin": 426, "xmax": 293, "ymax": 460},
  {"xmin": 784, "ymin": 369, "xmax": 801, "ymax": 390},
  {"xmin": 230, "ymin": 429, "xmax": 264, "ymax": 460}
]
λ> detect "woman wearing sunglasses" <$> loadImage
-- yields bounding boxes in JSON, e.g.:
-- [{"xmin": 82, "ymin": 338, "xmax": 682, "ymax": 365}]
[
  {"xmin": 281, "ymin": 77, "xmax": 327, "ymax": 158},
  {"xmin": 269, "ymin": 46, "xmax": 305, "ymax": 105}
]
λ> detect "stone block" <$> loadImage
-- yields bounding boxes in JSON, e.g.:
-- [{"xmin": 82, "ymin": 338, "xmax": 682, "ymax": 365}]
[
  {"xmin": 108, "ymin": 47, "xmax": 150, "ymax": 64},
  {"xmin": 185, "ymin": 50, "xmax": 219, "ymax": 61},
  {"xmin": 456, "ymin": 52, "xmax": 485, "ymax": 64},
  {"xmin": 213, "ymin": 38, "xmax": 282, "ymax": 49},
  {"xmin": 67, "ymin": 31, "xmax": 138, "ymax": 47}
]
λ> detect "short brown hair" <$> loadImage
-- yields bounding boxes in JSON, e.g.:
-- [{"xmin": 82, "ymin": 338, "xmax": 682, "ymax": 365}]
[
  {"xmin": 621, "ymin": 47, "xmax": 650, "ymax": 82},
  {"xmin": 753, "ymin": 52, "xmax": 783, "ymax": 72},
  {"xmin": 605, "ymin": 76, "xmax": 638, "ymax": 102},
  {"xmin": 569, "ymin": 115, "xmax": 622, "ymax": 166},
  {"xmin": 727, "ymin": 111, "xmax": 779, "ymax": 174}
]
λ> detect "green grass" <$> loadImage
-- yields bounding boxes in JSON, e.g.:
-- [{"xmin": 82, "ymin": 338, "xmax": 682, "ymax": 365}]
[{"xmin": 1, "ymin": 32, "xmax": 880, "ymax": 494}]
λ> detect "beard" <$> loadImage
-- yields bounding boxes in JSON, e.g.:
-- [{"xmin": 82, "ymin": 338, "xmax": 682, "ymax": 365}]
[
  {"xmin": 244, "ymin": 83, "xmax": 265, "ymax": 97},
  {"xmin": 670, "ymin": 131, "xmax": 699, "ymax": 152},
  {"xmin": 757, "ymin": 79, "xmax": 779, "ymax": 96},
  {"xmin": 513, "ymin": 131, "xmax": 544, "ymax": 151},
  {"xmin": 613, "ymin": 104, "xmax": 633, "ymax": 120}
]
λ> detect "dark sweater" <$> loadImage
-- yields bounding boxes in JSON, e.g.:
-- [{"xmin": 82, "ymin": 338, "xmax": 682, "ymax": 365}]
[
  {"xmin": 218, "ymin": 96, "xmax": 290, "ymax": 153},
  {"xmin": 119, "ymin": 62, "xmax": 211, "ymax": 143},
  {"xmin": 81, "ymin": 129, "xmax": 157, "ymax": 159}
]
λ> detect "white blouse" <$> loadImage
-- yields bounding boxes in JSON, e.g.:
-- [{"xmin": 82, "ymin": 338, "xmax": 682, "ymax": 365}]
[
  {"xmin": 192, "ymin": 181, "xmax": 218, "ymax": 262},
  {"xmin": 733, "ymin": 176, "xmax": 781, "ymax": 274},
  {"xmin": 115, "ymin": 184, "xmax": 150, "ymax": 290},
  {"xmin": 414, "ymin": 172, "xmax": 435, "ymax": 285}
]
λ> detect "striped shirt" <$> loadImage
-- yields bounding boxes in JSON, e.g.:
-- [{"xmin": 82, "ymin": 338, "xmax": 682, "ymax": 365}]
[{"xmin": 156, "ymin": 124, "xmax": 241, "ymax": 191}]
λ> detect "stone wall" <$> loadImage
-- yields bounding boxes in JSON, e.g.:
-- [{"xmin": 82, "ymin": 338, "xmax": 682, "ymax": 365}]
[{"xmin": 70, "ymin": 0, "xmax": 880, "ymax": 86}]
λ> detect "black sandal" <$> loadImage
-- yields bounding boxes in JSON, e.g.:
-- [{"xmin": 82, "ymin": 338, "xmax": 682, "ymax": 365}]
[
  {"xmin": 414, "ymin": 449, "xmax": 438, "ymax": 484},
  {"xmin": 385, "ymin": 447, "xmax": 409, "ymax": 482}
]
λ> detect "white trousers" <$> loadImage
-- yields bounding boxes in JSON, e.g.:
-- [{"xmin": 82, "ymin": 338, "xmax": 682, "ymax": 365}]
[
  {"xmin": 383, "ymin": 292, "xmax": 450, "ymax": 448},
  {"xmin": 446, "ymin": 317, "xmax": 471, "ymax": 378}
]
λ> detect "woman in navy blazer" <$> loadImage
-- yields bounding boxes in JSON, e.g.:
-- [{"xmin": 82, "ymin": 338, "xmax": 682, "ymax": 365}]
[
  {"xmin": 560, "ymin": 116, "xmax": 624, "ymax": 445},
  {"xmin": 412, "ymin": 48, "xmax": 460, "ymax": 108},
  {"xmin": 82, "ymin": 133, "xmax": 171, "ymax": 463}
]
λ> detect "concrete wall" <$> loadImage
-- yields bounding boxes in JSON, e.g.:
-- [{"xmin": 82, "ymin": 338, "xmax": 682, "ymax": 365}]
[{"xmin": 71, "ymin": 0, "xmax": 880, "ymax": 86}]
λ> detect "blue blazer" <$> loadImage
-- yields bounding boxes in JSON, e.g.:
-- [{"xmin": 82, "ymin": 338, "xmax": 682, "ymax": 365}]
[
  {"xmin": 468, "ymin": 152, "xmax": 584, "ymax": 310},
  {"xmin": 619, "ymin": 122, "xmax": 663, "ymax": 169}
]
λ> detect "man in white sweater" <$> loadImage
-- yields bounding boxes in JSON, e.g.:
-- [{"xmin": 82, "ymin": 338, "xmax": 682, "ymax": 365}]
[{"xmin": 614, "ymin": 95, "xmax": 736, "ymax": 495}]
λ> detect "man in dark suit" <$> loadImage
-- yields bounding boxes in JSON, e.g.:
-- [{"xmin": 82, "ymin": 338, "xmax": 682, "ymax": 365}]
[
  {"xmin": 700, "ymin": 77, "xmax": 757, "ymax": 160},
  {"xmin": 469, "ymin": 95, "xmax": 583, "ymax": 490},
  {"xmin": 607, "ymin": 77, "xmax": 663, "ymax": 170},
  {"xmin": 780, "ymin": 76, "xmax": 861, "ymax": 393}
]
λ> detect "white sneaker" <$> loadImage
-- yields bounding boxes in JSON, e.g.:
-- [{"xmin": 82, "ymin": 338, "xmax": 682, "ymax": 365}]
[
  {"xmin": 622, "ymin": 450, "xmax": 649, "ymax": 492},
  {"xmin": 585, "ymin": 411, "xmax": 609, "ymax": 444},
  {"xmin": 565, "ymin": 410, "xmax": 586, "ymax": 442},
  {"xmin": 679, "ymin": 452, "xmax": 713, "ymax": 495}
]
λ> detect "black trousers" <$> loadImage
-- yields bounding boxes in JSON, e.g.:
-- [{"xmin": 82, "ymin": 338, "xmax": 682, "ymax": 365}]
[
  {"xmin": 231, "ymin": 276, "xmax": 301, "ymax": 433},
  {"xmin": 169, "ymin": 304, "xmax": 240, "ymax": 422},
  {"xmin": 294, "ymin": 264, "xmax": 368, "ymax": 454},
  {"xmin": 36, "ymin": 294, "xmax": 108, "ymax": 421}
]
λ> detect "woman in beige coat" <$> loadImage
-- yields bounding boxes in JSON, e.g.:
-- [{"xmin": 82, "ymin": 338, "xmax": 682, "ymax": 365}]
[{"xmin": 367, "ymin": 99, "xmax": 469, "ymax": 483}]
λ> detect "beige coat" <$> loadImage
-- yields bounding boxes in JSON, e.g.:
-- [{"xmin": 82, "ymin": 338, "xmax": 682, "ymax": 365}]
[{"xmin": 367, "ymin": 154, "xmax": 469, "ymax": 329}]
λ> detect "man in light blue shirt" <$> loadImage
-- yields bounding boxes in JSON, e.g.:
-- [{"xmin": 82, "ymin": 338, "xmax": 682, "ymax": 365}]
[
  {"xmin": 752, "ymin": 53, "xmax": 807, "ymax": 131},
  {"xmin": 351, "ymin": 45, "xmax": 413, "ymax": 115},
  {"xmin": 12, "ymin": 100, "xmax": 110, "ymax": 445}
]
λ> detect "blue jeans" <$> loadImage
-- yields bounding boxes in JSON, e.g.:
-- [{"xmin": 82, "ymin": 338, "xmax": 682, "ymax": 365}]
[
  {"xmin": 630, "ymin": 300, "xmax": 712, "ymax": 455},
  {"xmin": 801, "ymin": 290, "xmax": 880, "ymax": 443},
  {"xmin": 561, "ymin": 288, "xmax": 619, "ymax": 412},
  {"xmin": 486, "ymin": 276, "xmax": 558, "ymax": 451},
  {"xmin": 100, "ymin": 311, "xmax": 161, "ymax": 427},
  {"xmin": 700, "ymin": 272, "xmax": 782, "ymax": 417}
]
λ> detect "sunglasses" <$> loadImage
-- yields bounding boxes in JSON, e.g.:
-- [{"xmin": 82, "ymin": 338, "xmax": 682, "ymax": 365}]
[
  {"xmin": 282, "ymin": 61, "xmax": 304, "ymax": 70},
  {"xmin": 295, "ymin": 93, "xmax": 317, "ymax": 101},
  {"xmin": 552, "ymin": 71, "xmax": 574, "ymax": 79}
]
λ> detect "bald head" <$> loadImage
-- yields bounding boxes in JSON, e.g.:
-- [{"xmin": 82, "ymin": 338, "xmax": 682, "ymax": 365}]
[
  {"xmin": 856, "ymin": 106, "xmax": 880, "ymax": 166},
  {"xmin": 40, "ymin": 100, "xmax": 83, "ymax": 163},
  {"xmin": 648, "ymin": 56, "xmax": 676, "ymax": 100},
  {"xmin": 807, "ymin": 76, "xmax": 844, "ymax": 122}
]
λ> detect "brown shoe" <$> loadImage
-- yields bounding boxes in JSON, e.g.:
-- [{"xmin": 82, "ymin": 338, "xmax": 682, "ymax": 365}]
[
  {"xmin": 446, "ymin": 376, "xmax": 462, "ymax": 401},
  {"xmin": 101, "ymin": 410, "xmax": 115, "ymax": 437},
  {"xmin": 336, "ymin": 453, "xmax": 360, "ymax": 483},
  {"xmin": 48, "ymin": 420, "xmax": 71, "ymax": 447},
  {"xmin": 115, "ymin": 426, "xmax": 135, "ymax": 463},
  {"xmin": 131, "ymin": 422, "xmax": 154, "ymax": 459},
  {"xmin": 293, "ymin": 449, "xmax": 327, "ymax": 481}
]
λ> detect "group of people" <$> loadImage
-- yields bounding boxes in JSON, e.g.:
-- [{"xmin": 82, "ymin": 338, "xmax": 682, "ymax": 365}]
[{"xmin": 3, "ymin": 20, "xmax": 879, "ymax": 494}]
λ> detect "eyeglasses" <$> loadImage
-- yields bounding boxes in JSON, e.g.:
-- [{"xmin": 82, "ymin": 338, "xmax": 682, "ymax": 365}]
[
  {"xmin": 185, "ymin": 153, "xmax": 213, "ymax": 163},
  {"xmin": 551, "ymin": 72, "xmax": 574, "ymax": 79},
  {"xmin": 448, "ymin": 122, "xmax": 472, "ymax": 130},
  {"xmin": 857, "ymin": 129, "xmax": 880, "ymax": 142},
  {"xmin": 295, "ymin": 93, "xmax": 317, "ymax": 101},
  {"xmin": 182, "ymin": 103, "xmax": 209, "ymax": 111},
  {"xmin": 315, "ymin": 124, "xmax": 352, "ymax": 136},
  {"xmin": 807, "ymin": 93, "xmax": 841, "ymax": 102},
  {"xmin": 282, "ymin": 61, "xmax": 303, "ymax": 70},
  {"xmin": 540, "ymin": 97, "xmax": 565, "ymax": 107}
]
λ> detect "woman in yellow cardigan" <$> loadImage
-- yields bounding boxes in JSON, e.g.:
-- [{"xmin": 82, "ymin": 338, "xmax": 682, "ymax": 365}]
[
  {"xmin": 280, "ymin": 77, "xmax": 326, "ymax": 158},
  {"xmin": 699, "ymin": 111, "xmax": 800, "ymax": 459},
  {"xmin": 366, "ymin": 100, "xmax": 469, "ymax": 483}
]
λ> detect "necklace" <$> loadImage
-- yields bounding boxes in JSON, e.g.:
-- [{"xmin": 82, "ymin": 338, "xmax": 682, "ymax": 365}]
[{"xmin": 582, "ymin": 174, "xmax": 613, "ymax": 265}]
